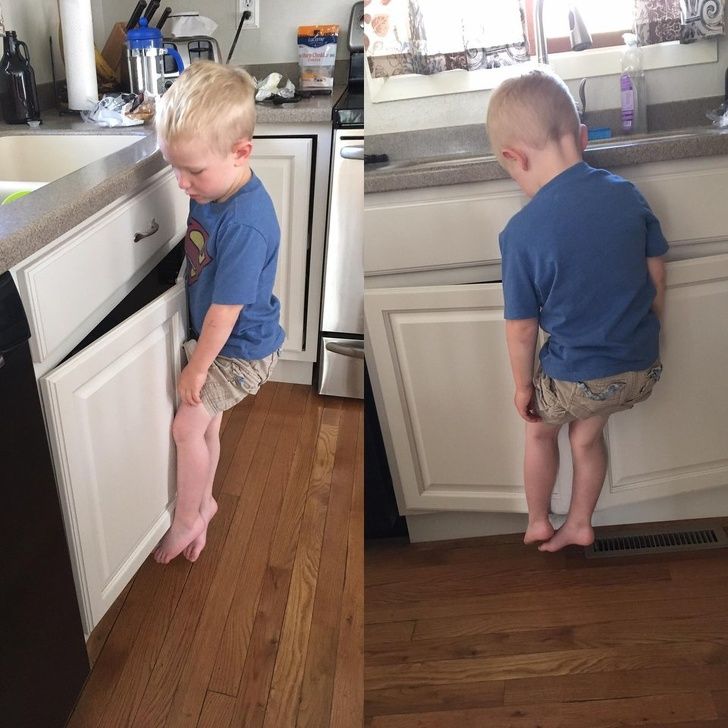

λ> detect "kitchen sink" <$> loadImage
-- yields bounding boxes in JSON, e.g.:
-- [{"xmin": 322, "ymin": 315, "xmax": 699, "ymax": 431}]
[{"xmin": 0, "ymin": 134, "xmax": 144, "ymax": 200}]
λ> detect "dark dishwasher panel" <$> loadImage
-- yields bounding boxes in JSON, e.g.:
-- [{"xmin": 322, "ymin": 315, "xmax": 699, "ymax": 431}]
[{"xmin": 0, "ymin": 271, "xmax": 89, "ymax": 727}]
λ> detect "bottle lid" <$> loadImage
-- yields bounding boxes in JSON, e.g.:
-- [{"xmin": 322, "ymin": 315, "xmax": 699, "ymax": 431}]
[{"xmin": 126, "ymin": 17, "xmax": 163, "ymax": 49}]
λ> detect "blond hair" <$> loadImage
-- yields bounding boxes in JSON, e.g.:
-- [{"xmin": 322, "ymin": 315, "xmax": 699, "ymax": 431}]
[
  {"xmin": 486, "ymin": 69, "xmax": 580, "ymax": 152},
  {"xmin": 155, "ymin": 61, "xmax": 257, "ymax": 154}
]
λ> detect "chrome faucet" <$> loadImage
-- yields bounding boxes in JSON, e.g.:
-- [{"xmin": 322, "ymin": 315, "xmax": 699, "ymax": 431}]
[{"xmin": 533, "ymin": 0, "xmax": 592, "ymax": 65}]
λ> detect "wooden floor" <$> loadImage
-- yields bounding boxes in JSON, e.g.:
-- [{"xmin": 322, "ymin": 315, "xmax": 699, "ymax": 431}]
[
  {"xmin": 365, "ymin": 519, "xmax": 728, "ymax": 727},
  {"xmin": 68, "ymin": 383, "xmax": 363, "ymax": 728}
]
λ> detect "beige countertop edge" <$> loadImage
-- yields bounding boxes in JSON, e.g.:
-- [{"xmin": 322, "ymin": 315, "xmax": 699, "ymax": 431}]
[
  {"xmin": 0, "ymin": 91, "xmax": 342, "ymax": 275},
  {"xmin": 364, "ymin": 133, "xmax": 728, "ymax": 195}
]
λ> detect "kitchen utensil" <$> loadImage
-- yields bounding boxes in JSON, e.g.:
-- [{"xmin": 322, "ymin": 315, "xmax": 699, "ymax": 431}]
[
  {"xmin": 0, "ymin": 31, "xmax": 41, "ymax": 124},
  {"xmin": 144, "ymin": 0, "xmax": 161, "ymax": 24},
  {"xmin": 126, "ymin": 0, "xmax": 147, "ymax": 31},
  {"xmin": 156, "ymin": 6, "xmax": 172, "ymax": 30},
  {"xmin": 1, "ymin": 190, "xmax": 31, "ymax": 204},
  {"xmin": 126, "ymin": 17, "xmax": 184, "ymax": 97}
]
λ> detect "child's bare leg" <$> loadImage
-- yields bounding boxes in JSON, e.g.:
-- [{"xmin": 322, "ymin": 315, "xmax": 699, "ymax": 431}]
[
  {"xmin": 523, "ymin": 421, "xmax": 561, "ymax": 544},
  {"xmin": 540, "ymin": 414, "xmax": 608, "ymax": 552},
  {"xmin": 154, "ymin": 402, "xmax": 213, "ymax": 564},
  {"xmin": 183, "ymin": 412, "xmax": 223, "ymax": 562}
]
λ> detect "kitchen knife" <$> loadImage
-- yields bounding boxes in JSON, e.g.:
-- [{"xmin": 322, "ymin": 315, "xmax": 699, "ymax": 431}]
[
  {"xmin": 144, "ymin": 0, "xmax": 161, "ymax": 24},
  {"xmin": 156, "ymin": 6, "xmax": 172, "ymax": 30},
  {"xmin": 125, "ymin": 0, "xmax": 147, "ymax": 31}
]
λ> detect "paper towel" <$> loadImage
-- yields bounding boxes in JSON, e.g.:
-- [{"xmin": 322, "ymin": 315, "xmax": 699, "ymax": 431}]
[
  {"xmin": 167, "ymin": 14, "xmax": 219, "ymax": 38},
  {"xmin": 59, "ymin": 0, "xmax": 99, "ymax": 111}
]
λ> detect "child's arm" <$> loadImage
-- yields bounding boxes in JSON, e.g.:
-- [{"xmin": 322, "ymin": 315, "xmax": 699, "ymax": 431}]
[
  {"xmin": 505, "ymin": 318, "xmax": 541, "ymax": 423},
  {"xmin": 647, "ymin": 255, "xmax": 666, "ymax": 322},
  {"xmin": 179, "ymin": 303, "xmax": 244, "ymax": 406}
]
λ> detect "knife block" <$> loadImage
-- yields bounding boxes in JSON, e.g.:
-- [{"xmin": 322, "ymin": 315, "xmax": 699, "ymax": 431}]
[{"xmin": 101, "ymin": 22, "xmax": 127, "ymax": 81}]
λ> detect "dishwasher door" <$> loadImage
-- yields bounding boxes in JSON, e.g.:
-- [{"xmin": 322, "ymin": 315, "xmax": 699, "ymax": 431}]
[{"xmin": 0, "ymin": 272, "xmax": 89, "ymax": 726}]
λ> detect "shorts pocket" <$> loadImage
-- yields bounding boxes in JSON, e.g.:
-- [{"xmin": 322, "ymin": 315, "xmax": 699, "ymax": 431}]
[{"xmin": 631, "ymin": 362, "xmax": 662, "ymax": 404}]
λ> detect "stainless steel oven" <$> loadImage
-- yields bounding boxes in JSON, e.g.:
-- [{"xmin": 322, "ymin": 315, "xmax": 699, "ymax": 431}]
[{"xmin": 318, "ymin": 1, "xmax": 364, "ymax": 398}]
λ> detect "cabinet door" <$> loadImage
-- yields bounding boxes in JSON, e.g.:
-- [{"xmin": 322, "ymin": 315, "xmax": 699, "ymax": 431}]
[
  {"xmin": 251, "ymin": 137, "xmax": 313, "ymax": 354},
  {"xmin": 40, "ymin": 284, "xmax": 186, "ymax": 634},
  {"xmin": 365, "ymin": 283, "xmax": 529, "ymax": 513},
  {"xmin": 597, "ymin": 253, "xmax": 728, "ymax": 510}
]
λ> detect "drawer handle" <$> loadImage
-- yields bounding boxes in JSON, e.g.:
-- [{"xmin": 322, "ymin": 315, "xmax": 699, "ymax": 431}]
[
  {"xmin": 134, "ymin": 219, "xmax": 160, "ymax": 242},
  {"xmin": 326, "ymin": 341, "xmax": 365, "ymax": 360}
]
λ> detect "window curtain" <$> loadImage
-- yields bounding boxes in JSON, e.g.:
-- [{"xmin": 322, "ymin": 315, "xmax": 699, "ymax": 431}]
[
  {"xmin": 364, "ymin": 0, "xmax": 529, "ymax": 78},
  {"xmin": 634, "ymin": 0, "xmax": 725, "ymax": 45}
]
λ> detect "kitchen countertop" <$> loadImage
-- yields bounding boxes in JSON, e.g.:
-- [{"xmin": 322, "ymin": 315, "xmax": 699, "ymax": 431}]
[
  {"xmin": 0, "ymin": 88, "xmax": 343, "ymax": 275},
  {"xmin": 365, "ymin": 122, "xmax": 728, "ymax": 195}
]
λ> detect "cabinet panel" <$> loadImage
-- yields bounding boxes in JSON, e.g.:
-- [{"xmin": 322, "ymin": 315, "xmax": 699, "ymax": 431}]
[
  {"xmin": 252, "ymin": 137, "xmax": 313, "ymax": 354},
  {"xmin": 365, "ymin": 283, "xmax": 529, "ymax": 513},
  {"xmin": 18, "ymin": 169, "xmax": 188, "ymax": 366},
  {"xmin": 598, "ymin": 253, "xmax": 728, "ymax": 509},
  {"xmin": 41, "ymin": 284, "xmax": 186, "ymax": 633},
  {"xmin": 364, "ymin": 179, "xmax": 524, "ymax": 276}
]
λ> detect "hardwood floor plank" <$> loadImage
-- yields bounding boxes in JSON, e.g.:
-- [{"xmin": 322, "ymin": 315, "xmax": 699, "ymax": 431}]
[
  {"xmin": 365, "ymin": 576, "xmax": 728, "ymax": 624},
  {"xmin": 366, "ymin": 621, "xmax": 417, "ymax": 646},
  {"xmin": 367, "ymin": 615, "xmax": 728, "ymax": 666},
  {"xmin": 367, "ymin": 693, "xmax": 717, "ymax": 727},
  {"xmin": 409, "ymin": 595, "xmax": 728, "ymax": 642},
  {"xmin": 123, "ymin": 492, "xmax": 237, "ymax": 728},
  {"xmin": 214, "ymin": 396, "xmax": 254, "ymax": 492},
  {"xmin": 223, "ymin": 390, "xmax": 324, "ymax": 728},
  {"xmin": 196, "ymin": 691, "xmax": 236, "ymax": 728},
  {"xmin": 261, "ymin": 401, "xmax": 342, "ymax": 728},
  {"xmin": 162, "ymin": 386, "xmax": 294, "ymax": 728},
  {"xmin": 365, "ymin": 642, "xmax": 728, "ymax": 692},
  {"xmin": 296, "ymin": 399, "xmax": 361, "ymax": 728},
  {"xmin": 208, "ymin": 385, "xmax": 309, "ymax": 699},
  {"xmin": 220, "ymin": 380, "xmax": 278, "ymax": 497},
  {"xmin": 712, "ymin": 690, "xmax": 728, "ymax": 717},
  {"xmin": 328, "ymin": 405, "xmax": 365, "ymax": 728},
  {"xmin": 365, "ymin": 681, "xmax": 505, "ymax": 717},
  {"xmin": 503, "ymin": 665, "xmax": 728, "ymax": 706},
  {"xmin": 86, "ymin": 580, "xmax": 134, "ymax": 669},
  {"xmin": 68, "ymin": 565, "xmax": 168, "ymax": 727}
]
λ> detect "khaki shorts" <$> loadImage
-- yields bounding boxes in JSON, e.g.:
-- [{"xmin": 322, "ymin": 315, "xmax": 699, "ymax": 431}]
[
  {"xmin": 183, "ymin": 339, "xmax": 279, "ymax": 415},
  {"xmin": 533, "ymin": 361, "xmax": 662, "ymax": 425}
]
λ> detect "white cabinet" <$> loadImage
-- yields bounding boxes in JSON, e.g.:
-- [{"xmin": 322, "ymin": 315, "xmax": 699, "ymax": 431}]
[
  {"xmin": 365, "ymin": 155, "xmax": 728, "ymax": 539},
  {"xmin": 251, "ymin": 137, "xmax": 312, "ymax": 355},
  {"xmin": 596, "ymin": 253, "xmax": 728, "ymax": 510},
  {"xmin": 40, "ymin": 285, "xmax": 186, "ymax": 633}
]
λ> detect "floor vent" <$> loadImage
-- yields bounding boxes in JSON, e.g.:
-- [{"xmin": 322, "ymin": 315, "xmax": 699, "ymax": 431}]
[{"xmin": 585, "ymin": 524, "xmax": 728, "ymax": 558}]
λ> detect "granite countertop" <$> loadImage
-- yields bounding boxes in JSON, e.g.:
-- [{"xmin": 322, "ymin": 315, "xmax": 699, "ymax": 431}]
[
  {"xmin": 365, "ymin": 97, "xmax": 728, "ymax": 194},
  {"xmin": 0, "ymin": 88, "xmax": 343, "ymax": 274}
]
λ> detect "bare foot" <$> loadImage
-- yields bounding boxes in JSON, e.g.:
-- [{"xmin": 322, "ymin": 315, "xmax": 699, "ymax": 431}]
[
  {"xmin": 183, "ymin": 497, "xmax": 219, "ymax": 563},
  {"xmin": 154, "ymin": 514, "xmax": 207, "ymax": 564},
  {"xmin": 524, "ymin": 520, "xmax": 555, "ymax": 544},
  {"xmin": 538, "ymin": 522, "xmax": 595, "ymax": 552}
]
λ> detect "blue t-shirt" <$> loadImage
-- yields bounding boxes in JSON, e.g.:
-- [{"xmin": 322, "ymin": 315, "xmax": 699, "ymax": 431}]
[
  {"xmin": 499, "ymin": 161, "xmax": 669, "ymax": 381},
  {"xmin": 183, "ymin": 171, "xmax": 285, "ymax": 360}
]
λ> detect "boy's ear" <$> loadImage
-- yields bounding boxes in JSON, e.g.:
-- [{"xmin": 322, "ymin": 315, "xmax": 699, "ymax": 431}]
[
  {"xmin": 232, "ymin": 138, "xmax": 253, "ymax": 164},
  {"xmin": 579, "ymin": 123, "xmax": 588, "ymax": 152},
  {"xmin": 501, "ymin": 146, "xmax": 529, "ymax": 172}
]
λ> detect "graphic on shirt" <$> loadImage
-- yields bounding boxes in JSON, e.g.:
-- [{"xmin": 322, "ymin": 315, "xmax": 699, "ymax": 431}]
[{"xmin": 184, "ymin": 217, "xmax": 212, "ymax": 285}]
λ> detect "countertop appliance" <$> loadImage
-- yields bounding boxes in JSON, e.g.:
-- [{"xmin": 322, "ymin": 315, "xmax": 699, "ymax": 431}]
[
  {"xmin": 162, "ymin": 35, "xmax": 221, "ymax": 88},
  {"xmin": 0, "ymin": 271, "xmax": 89, "ymax": 724},
  {"xmin": 318, "ymin": 1, "xmax": 364, "ymax": 398}
]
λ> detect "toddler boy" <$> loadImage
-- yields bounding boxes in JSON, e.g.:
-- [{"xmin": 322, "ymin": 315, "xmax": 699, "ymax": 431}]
[
  {"xmin": 487, "ymin": 70, "xmax": 667, "ymax": 551},
  {"xmin": 153, "ymin": 61, "xmax": 285, "ymax": 563}
]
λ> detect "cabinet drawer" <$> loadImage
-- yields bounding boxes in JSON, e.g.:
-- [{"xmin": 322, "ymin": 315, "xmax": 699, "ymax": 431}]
[
  {"xmin": 364, "ymin": 178, "xmax": 524, "ymax": 277},
  {"xmin": 16, "ymin": 169, "xmax": 188, "ymax": 365}
]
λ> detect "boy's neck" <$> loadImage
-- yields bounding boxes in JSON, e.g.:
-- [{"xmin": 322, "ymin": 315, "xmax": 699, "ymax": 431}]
[
  {"xmin": 216, "ymin": 163, "xmax": 253, "ymax": 203},
  {"xmin": 529, "ymin": 139, "xmax": 583, "ymax": 194}
]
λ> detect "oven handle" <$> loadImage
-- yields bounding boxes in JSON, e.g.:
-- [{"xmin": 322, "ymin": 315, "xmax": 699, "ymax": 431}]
[
  {"xmin": 326, "ymin": 340, "xmax": 365, "ymax": 360},
  {"xmin": 340, "ymin": 145, "xmax": 364, "ymax": 161}
]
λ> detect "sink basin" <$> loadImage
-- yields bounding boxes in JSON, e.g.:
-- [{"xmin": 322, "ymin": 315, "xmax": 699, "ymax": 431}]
[{"xmin": 0, "ymin": 134, "xmax": 143, "ymax": 200}]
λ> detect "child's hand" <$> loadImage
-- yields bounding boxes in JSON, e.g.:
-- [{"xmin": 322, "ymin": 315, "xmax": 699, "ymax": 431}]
[
  {"xmin": 178, "ymin": 364, "xmax": 208, "ymax": 406},
  {"xmin": 514, "ymin": 385, "xmax": 541, "ymax": 423}
]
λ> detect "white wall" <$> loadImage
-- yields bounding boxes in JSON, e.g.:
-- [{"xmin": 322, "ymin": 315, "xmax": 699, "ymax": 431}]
[
  {"xmin": 98, "ymin": 0, "xmax": 354, "ymax": 66},
  {"xmin": 0, "ymin": 0, "xmax": 352, "ymax": 86},
  {"xmin": 366, "ymin": 35, "xmax": 728, "ymax": 135}
]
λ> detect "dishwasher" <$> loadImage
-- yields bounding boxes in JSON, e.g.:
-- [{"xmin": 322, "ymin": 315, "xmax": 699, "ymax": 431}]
[{"xmin": 0, "ymin": 271, "xmax": 89, "ymax": 726}]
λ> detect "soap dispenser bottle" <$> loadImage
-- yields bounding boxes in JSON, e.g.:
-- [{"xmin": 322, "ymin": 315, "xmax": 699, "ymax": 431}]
[
  {"xmin": 620, "ymin": 33, "xmax": 646, "ymax": 134},
  {"xmin": 0, "ymin": 31, "xmax": 41, "ymax": 125}
]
